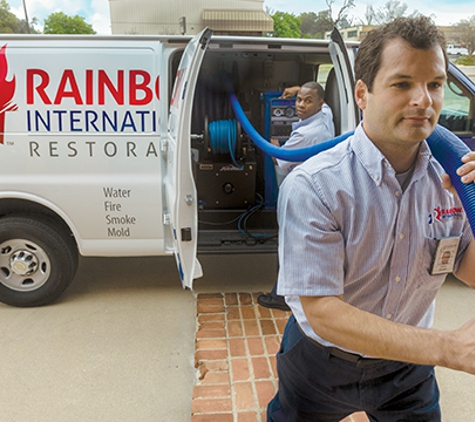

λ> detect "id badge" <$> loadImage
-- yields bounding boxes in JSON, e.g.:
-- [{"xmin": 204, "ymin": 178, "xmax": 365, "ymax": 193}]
[{"xmin": 430, "ymin": 237, "xmax": 461, "ymax": 275}]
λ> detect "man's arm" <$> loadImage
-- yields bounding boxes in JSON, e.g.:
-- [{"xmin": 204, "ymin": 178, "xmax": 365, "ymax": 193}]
[
  {"xmin": 454, "ymin": 240, "xmax": 475, "ymax": 286},
  {"xmin": 300, "ymin": 295, "xmax": 475, "ymax": 374},
  {"xmin": 280, "ymin": 86, "xmax": 300, "ymax": 99}
]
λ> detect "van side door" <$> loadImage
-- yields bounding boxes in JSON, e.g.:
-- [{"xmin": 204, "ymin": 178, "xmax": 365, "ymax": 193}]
[
  {"xmin": 164, "ymin": 28, "xmax": 212, "ymax": 288},
  {"xmin": 328, "ymin": 27, "xmax": 360, "ymax": 133}
]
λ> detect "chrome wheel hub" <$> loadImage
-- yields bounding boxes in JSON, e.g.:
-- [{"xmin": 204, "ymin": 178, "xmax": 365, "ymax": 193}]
[
  {"xmin": 0, "ymin": 239, "xmax": 51, "ymax": 292},
  {"xmin": 10, "ymin": 250, "xmax": 39, "ymax": 276}
]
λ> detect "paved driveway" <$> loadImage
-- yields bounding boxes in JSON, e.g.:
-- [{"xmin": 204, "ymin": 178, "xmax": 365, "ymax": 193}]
[
  {"xmin": 0, "ymin": 256, "xmax": 197, "ymax": 422},
  {"xmin": 0, "ymin": 253, "xmax": 277, "ymax": 422}
]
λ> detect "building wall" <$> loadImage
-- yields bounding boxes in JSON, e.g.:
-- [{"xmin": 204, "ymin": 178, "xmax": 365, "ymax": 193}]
[
  {"xmin": 325, "ymin": 25, "xmax": 375, "ymax": 41},
  {"xmin": 109, "ymin": 0, "xmax": 270, "ymax": 35}
]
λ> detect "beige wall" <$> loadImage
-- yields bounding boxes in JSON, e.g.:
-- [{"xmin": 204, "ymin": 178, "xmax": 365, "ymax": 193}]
[
  {"xmin": 109, "ymin": 0, "xmax": 270, "ymax": 35},
  {"xmin": 325, "ymin": 25, "xmax": 375, "ymax": 41}
]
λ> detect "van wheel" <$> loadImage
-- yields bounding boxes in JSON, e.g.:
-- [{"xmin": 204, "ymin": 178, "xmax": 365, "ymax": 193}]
[{"xmin": 0, "ymin": 217, "xmax": 78, "ymax": 307}]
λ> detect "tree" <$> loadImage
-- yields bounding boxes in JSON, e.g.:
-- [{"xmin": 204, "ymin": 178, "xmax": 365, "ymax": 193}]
[
  {"xmin": 299, "ymin": 10, "xmax": 334, "ymax": 39},
  {"xmin": 362, "ymin": 5, "xmax": 376, "ymax": 26},
  {"xmin": 269, "ymin": 11, "xmax": 301, "ymax": 38},
  {"xmin": 325, "ymin": 0, "xmax": 355, "ymax": 28},
  {"xmin": 0, "ymin": 0, "xmax": 37, "ymax": 33},
  {"xmin": 17, "ymin": 16, "xmax": 39, "ymax": 34},
  {"xmin": 453, "ymin": 16, "xmax": 475, "ymax": 56},
  {"xmin": 0, "ymin": 0, "xmax": 18, "ymax": 33},
  {"xmin": 360, "ymin": 1, "xmax": 420, "ymax": 25},
  {"xmin": 43, "ymin": 12, "xmax": 96, "ymax": 35},
  {"xmin": 300, "ymin": 12, "xmax": 318, "ymax": 38},
  {"xmin": 314, "ymin": 10, "xmax": 334, "ymax": 38}
]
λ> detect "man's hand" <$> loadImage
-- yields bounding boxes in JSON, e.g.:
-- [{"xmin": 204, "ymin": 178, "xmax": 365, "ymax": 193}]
[
  {"xmin": 441, "ymin": 151, "xmax": 475, "ymax": 195},
  {"xmin": 280, "ymin": 86, "xmax": 300, "ymax": 99},
  {"xmin": 446, "ymin": 316, "xmax": 475, "ymax": 374},
  {"xmin": 457, "ymin": 151, "xmax": 475, "ymax": 183}
]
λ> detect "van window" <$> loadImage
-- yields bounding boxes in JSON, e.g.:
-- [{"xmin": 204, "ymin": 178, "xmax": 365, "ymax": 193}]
[
  {"xmin": 317, "ymin": 64, "xmax": 334, "ymax": 88},
  {"xmin": 439, "ymin": 72, "xmax": 474, "ymax": 134}
]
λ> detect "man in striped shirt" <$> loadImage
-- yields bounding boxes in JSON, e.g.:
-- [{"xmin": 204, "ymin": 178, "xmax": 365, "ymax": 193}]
[{"xmin": 268, "ymin": 16, "xmax": 475, "ymax": 422}]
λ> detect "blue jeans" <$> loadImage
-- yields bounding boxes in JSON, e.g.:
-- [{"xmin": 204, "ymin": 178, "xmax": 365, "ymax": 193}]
[{"xmin": 267, "ymin": 315, "xmax": 441, "ymax": 422}]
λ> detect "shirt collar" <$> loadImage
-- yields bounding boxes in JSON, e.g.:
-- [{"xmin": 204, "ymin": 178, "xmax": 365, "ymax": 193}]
[
  {"xmin": 351, "ymin": 123, "xmax": 432, "ymax": 187},
  {"xmin": 292, "ymin": 108, "xmax": 323, "ymax": 131}
]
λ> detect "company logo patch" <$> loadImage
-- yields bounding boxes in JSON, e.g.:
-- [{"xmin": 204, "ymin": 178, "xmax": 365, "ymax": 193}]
[
  {"xmin": 428, "ymin": 206, "xmax": 464, "ymax": 225},
  {"xmin": 0, "ymin": 44, "xmax": 18, "ymax": 144}
]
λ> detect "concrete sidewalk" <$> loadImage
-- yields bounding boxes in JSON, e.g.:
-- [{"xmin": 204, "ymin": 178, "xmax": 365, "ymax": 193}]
[{"xmin": 434, "ymin": 275, "xmax": 475, "ymax": 421}]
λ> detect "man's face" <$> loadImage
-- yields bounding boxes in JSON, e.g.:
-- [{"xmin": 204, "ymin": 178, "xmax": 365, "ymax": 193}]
[
  {"xmin": 442, "ymin": 252, "xmax": 451, "ymax": 264},
  {"xmin": 295, "ymin": 87, "xmax": 323, "ymax": 121},
  {"xmin": 355, "ymin": 37, "xmax": 446, "ymax": 154}
]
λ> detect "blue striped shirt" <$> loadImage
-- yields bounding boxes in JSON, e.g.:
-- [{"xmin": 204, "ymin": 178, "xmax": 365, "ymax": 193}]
[
  {"xmin": 277, "ymin": 123, "xmax": 473, "ymax": 354},
  {"xmin": 276, "ymin": 104, "xmax": 335, "ymax": 173}
]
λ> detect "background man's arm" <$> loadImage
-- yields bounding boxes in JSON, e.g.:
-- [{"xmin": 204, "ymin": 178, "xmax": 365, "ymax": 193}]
[{"xmin": 280, "ymin": 86, "xmax": 300, "ymax": 99}]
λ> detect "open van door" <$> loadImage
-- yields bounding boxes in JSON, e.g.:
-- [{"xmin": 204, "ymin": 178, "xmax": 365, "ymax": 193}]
[
  {"xmin": 164, "ymin": 28, "xmax": 212, "ymax": 288},
  {"xmin": 328, "ymin": 27, "xmax": 360, "ymax": 132}
]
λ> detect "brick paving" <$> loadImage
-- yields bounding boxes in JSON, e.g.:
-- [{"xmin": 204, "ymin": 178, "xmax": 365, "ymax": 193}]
[{"xmin": 192, "ymin": 292, "xmax": 369, "ymax": 422}]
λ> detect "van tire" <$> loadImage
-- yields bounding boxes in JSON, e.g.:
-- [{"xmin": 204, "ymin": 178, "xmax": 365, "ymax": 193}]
[{"xmin": 0, "ymin": 216, "xmax": 78, "ymax": 307}]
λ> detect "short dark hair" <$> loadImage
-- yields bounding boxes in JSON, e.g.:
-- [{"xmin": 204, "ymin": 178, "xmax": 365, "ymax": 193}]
[
  {"xmin": 354, "ymin": 16, "xmax": 448, "ymax": 92},
  {"xmin": 301, "ymin": 81, "xmax": 325, "ymax": 101}
]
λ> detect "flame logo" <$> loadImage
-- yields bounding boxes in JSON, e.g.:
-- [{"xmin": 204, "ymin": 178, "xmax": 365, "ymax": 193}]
[{"xmin": 0, "ymin": 44, "xmax": 18, "ymax": 144}]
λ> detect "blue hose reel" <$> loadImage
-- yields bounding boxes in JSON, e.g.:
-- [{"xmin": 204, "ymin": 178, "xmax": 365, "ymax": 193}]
[
  {"xmin": 207, "ymin": 118, "xmax": 243, "ymax": 168},
  {"xmin": 192, "ymin": 115, "xmax": 257, "ymax": 210}
]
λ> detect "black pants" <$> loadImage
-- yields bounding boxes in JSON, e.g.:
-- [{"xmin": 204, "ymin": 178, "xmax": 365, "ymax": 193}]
[{"xmin": 267, "ymin": 315, "xmax": 441, "ymax": 422}]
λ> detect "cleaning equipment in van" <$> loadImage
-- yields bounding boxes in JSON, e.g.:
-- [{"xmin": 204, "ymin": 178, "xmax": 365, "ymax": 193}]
[
  {"xmin": 261, "ymin": 91, "xmax": 300, "ymax": 208},
  {"xmin": 225, "ymin": 82, "xmax": 475, "ymax": 236},
  {"xmin": 208, "ymin": 119, "xmax": 243, "ymax": 168},
  {"xmin": 191, "ymin": 114, "xmax": 256, "ymax": 210}
]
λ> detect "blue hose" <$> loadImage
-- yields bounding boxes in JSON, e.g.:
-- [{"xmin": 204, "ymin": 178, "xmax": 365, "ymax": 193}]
[
  {"xmin": 208, "ymin": 119, "xmax": 243, "ymax": 168},
  {"xmin": 209, "ymin": 119, "xmax": 235, "ymax": 154},
  {"xmin": 227, "ymin": 87, "xmax": 352, "ymax": 161},
  {"xmin": 426, "ymin": 124, "xmax": 475, "ymax": 235},
  {"xmin": 225, "ymin": 78, "xmax": 475, "ymax": 235}
]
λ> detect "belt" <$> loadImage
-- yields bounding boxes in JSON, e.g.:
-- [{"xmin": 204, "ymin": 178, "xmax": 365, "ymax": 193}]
[{"xmin": 297, "ymin": 323, "xmax": 387, "ymax": 368}]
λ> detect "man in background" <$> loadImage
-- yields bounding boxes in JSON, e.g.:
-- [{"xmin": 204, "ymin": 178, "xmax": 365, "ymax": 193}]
[{"xmin": 258, "ymin": 81, "xmax": 334, "ymax": 311}]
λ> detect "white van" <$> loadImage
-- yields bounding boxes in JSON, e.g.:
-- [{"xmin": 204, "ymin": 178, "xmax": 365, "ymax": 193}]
[
  {"xmin": 0, "ymin": 29, "xmax": 473, "ymax": 306},
  {"xmin": 447, "ymin": 44, "xmax": 469, "ymax": 56}
]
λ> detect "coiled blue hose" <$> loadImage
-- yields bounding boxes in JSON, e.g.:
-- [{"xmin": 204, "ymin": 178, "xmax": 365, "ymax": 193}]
[
  {"xmin": 209, "ymin": 119, "xmax": 236, "ymax": 154},
  {"xmin": 208, "ymin": 119, "xmax": 242, "ymax": 168},
  {"xmin": 225, "ymin": 79, "xmax": 475, "ymax": 235}
]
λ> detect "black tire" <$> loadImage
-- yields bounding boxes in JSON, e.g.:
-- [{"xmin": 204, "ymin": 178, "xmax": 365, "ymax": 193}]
[{"xmin": 0, "ymin": 216, "xmax": 78, "ymax": 307}]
